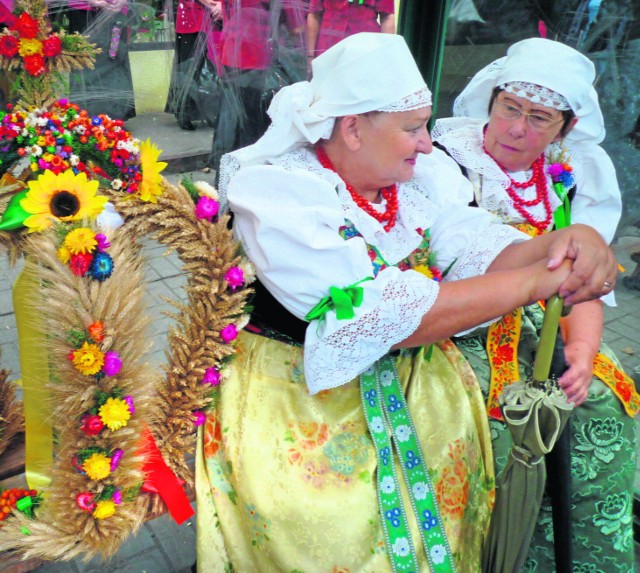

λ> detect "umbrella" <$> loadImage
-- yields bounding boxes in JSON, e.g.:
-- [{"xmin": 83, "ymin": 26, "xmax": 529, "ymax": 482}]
[{"xmin": 482, "ymin": 294, "xmax": 575, "ymax": 573}]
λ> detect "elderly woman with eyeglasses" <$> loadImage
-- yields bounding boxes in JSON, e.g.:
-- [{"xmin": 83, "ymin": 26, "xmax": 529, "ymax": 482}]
[
  {"xmin": 432, "ymin": 38, "xmax": 638, "ymax": 573},
  {"xmin": 193, "ymin": 34, "xmax": 619, "ymax": 572}
]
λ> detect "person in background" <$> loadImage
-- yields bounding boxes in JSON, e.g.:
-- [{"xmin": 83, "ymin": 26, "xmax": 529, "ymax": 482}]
[
  {"xmin": 195, "ymin": 32, "xmax": 618, "ymax": 572},
  {"xmin": 432, "ymin": 37, "xmax": 638, "ymax": 572},
  {"xmin": 306, "ymin": 0, "xmax": 394, "ymax": 77},
  {"xmin": 208, "ymin": 0, "xmax": 305, "ymax": 177},
  {"xmin": 165, "ymin": 0, "xmax": 222, "ymax": 130},
  {"xmin": 58, "ymin": 0, "xmax": 136, "ymax": 120}
]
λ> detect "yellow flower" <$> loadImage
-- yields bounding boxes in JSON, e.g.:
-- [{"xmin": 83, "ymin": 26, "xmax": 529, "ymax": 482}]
[
  {"xmin": 138, "ymin": 139, "xmax": 167, "ymax": 203},
  {"xmin": 57, "ymin": 245, "xmax": 71, "ymax": 264},
  {"xmin": 72, "ymin": 341, "xmax": 105, "ymax": 376},
  {"xmin": 93, "ymin": 500, "xmax": 116, "ymax": 519},
  {"xmin": 21, "ymin": 170, "xmax": 107, "ymax": 233},
  {"xmin": 413, "ymin": 264, "xmax": 434, "ymax": 280},
  {"xmin": 18, "ymin": 38, "xmax": 43, "ymax": 57},
  {"xmin": 83, "ymin": 452, "xmax": 111, "ymax": 481},
  {"xmin": 99, "ymin": 397, "xmax": 131, "ymax": 431},
  {"xmin": 64, "ymin": 227, "xmax": 97, "ymax": 255}
]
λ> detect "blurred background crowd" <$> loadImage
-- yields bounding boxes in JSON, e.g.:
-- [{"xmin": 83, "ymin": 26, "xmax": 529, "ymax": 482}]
[{"xmin": 1, "ymin": 0, "xmax": 638, "ymax": 235}]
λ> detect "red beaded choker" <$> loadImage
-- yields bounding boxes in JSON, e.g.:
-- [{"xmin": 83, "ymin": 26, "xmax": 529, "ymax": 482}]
[
  {"xmin": 315, "ymin": 145, "xmax": 399, "ymax": 232},
  {"xmin": 482, "ymin": 143, "xmax": 552, "ymax": 233}
]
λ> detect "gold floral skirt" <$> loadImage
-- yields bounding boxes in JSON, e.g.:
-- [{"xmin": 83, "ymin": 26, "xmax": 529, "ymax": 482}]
[{"xmin": 196, "ymin": 332, "xmax": 495, "ymax": 572}]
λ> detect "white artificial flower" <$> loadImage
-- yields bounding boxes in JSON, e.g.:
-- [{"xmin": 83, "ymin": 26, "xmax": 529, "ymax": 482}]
[{"xmin": 194, "ymin": 180, "xmax": 219, "ymax": 200}]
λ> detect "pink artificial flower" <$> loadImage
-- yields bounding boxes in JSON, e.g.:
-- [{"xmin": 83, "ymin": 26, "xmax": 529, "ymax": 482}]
[
  {"xmin": 112, "ymin": 489, "xmax": 122, "ymax": 505},
  {"xmin": 76, "ymin": 492, "xmax": 96, "ymax": 512},
  {"xmin": 124, "ymin": 395, "xmax": 135, "ymax": 415},
  {"xmin": 546, "ymin": 163, "xmax": 564, "ymax": 178},
  {"xmin": 103, "ymin": 351, "xmax": 122, "ymax": 376},
  {"xmin": 195, "ymin": 196, "xmax": 219, "ymax": 220},
  {"xmin": 95, "ymin": 233, "xmax": 111, "ymax": 252},
  {"xmin": 193, "ymin": 410, "xmax": 206, "ymax": 426},
  {"xmin": 110, "ymin": 448, "xmax": 124, "ymax": 471},
  {"xmin": 224, "ymin": 266, "xmax": 244, "ymax": 290},
  {"xmin": 220, "ymin": 324, "xmax": 238, "ymax": 344},
  {"xmin": 202, "ymin": 367, "xmax": 221, "ymax": 386}
]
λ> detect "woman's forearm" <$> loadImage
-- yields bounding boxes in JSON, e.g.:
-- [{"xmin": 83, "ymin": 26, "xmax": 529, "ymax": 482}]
[
  {"xmin": 396, "ymin": 259, "xmax": 571, "ymax": 348},
  {"xmin": 561, "ymin": 299, "xmax": 603, "ymax": 355},
  {"xmin": 306, "ymin": 12, "xmax": 321, "ymax": 57},
  {"xmin": 380, "ymin": 13, "xmax": 395, "ymax": 33}
]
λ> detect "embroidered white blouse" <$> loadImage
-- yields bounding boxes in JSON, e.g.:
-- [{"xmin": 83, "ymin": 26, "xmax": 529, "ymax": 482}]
[
  {"xmin": 228, "ymin": 146, "xmax": 527, "ymax": 394},
  {"xmin": 431, "ymin": 117, "xmax": 622, "ymax": 306}
]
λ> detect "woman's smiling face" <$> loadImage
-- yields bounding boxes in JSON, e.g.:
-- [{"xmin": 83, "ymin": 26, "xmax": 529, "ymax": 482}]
[
  {"xmin": 484, "ymin": 91, "xmax": 567, "ymax": 172},
  {"xmin": 357, "ymin": 107, "xmax": 433, "ymax": 187}
]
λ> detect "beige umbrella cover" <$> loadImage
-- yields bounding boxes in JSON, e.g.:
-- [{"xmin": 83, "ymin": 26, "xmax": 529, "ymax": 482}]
[{"xmin": 482, "ymin": 295, "xmax": 574, "ymax": 573}]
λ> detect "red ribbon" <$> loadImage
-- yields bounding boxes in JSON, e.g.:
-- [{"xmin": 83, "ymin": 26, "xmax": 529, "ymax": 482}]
[{"xmin": 140, "ymin": 427, "xmax": 194, "ymax": 525}]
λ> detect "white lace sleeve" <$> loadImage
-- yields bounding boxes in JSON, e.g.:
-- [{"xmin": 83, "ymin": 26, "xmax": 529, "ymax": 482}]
[{"xmin": 228, "ymin": 163, "xmax": 439, "ymax": 395}]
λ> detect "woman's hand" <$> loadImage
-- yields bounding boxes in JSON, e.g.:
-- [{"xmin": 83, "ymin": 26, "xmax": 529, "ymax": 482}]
[
  {"xmin": 557, "ymin": 341, "xmax": 596, "ymax": 406},
  {"xmin": 88, "ymin": 0, "xmax": 125, "ymax": 12},
  {"xmin": 200, "ymin": 0, "xmax": 222, "ymax": 20},
  {"xmin": 545, "ymin": 224, "xmax": 618, "ymax": 305}
]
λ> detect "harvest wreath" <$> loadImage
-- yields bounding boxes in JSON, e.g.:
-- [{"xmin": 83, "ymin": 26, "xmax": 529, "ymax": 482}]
[{"xmin": 0, "ymin": 0, "xmax": 253, "ymax": 562}]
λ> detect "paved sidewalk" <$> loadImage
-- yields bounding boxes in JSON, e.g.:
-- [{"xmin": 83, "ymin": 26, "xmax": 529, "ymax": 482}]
[{"xmin": 1, "ymin": 111, "xmax": 639, "ymax": 572}]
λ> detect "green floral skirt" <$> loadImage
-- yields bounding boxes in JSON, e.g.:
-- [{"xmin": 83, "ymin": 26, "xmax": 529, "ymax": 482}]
[{"xmin": 455, "ymin": 304, "xmax": 637, "ymax": 573}]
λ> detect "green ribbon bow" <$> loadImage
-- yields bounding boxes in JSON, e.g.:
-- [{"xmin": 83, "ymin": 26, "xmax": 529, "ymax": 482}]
[
  {"xmin": 305, "ymin": 277, "xmax": 373, "ymax": 321},
  {"xmin": 552, "ymin": 182, "xmax": 572, "ymax": 230},
  {"xmin": 16, "ymin": 495, "xmax": 35, "ymax": 517},
  {"xmin": 0, "ymin": 188, "xmax": 30, "ymax": 231}
]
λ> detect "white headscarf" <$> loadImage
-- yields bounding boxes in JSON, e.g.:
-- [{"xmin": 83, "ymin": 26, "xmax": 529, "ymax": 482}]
[
  {"xmin": 453, "ymin": 37, "xmax": 605, "ymax": 143},
  {"xmin": 219, "ymin": 32, "xmax": 432, "ymax": 207}
]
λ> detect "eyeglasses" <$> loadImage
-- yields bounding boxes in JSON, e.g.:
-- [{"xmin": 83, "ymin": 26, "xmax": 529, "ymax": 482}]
[{"xmin": 492, "ymin": 100, "xmax": 565, "ymax": 133}]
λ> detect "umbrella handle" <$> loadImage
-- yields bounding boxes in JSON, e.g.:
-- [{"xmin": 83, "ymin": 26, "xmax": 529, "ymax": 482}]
[{"xmin": 532, "ymin": 294, "xmax": 565, "ymax": 383}]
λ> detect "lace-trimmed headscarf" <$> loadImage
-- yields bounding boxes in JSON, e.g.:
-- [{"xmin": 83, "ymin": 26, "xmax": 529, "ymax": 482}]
[
  {"xmin": 219, "ymin": 32, "xmax": 432, "ymax": 207},
  {"xmin": 453, "ymin": 38, "xmax": 605, "ymax": 143}
]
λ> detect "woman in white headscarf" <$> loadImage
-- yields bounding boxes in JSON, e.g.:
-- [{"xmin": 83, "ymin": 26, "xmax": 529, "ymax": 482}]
[
  {"xmin": 195, "ymin": 33, "xmax": 617, "ymax": 572},
  {"xmin": 432, "ymin": 37, "xmax": 638, "ymax": 572}
]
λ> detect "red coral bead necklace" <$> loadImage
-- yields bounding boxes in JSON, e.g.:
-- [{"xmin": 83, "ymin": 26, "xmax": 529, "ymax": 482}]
[
  {"xmin": 315, "ymin": 144, "xmax": 399, "ymax": 232},
  {"xmin": 482, "ymin": 142, "xmax": 552, "ymax": 233}
]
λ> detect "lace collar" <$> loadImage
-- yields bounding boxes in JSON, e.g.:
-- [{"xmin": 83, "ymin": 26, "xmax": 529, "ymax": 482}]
[
  {"xmin": 270, "ymin": 147, "xmax": 437, "ymax": 265},
  {"xmin": 432, "ymin": 117, "xmax": 565, "ymax": 226}
]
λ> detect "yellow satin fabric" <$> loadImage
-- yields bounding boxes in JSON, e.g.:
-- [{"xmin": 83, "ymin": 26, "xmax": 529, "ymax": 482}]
[
  {"xmin": 13, "ymin": 260, "xmax": 53, "ymax": 491},
  {"xmin": 197, "ymin": 332, "xmax": 495, "ymax": 572}
]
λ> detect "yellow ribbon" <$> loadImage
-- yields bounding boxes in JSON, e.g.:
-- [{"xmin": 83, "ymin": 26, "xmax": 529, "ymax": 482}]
[
  {"xmin": 14, "ymin": 260, "xmax": 53, "ymax": 491},
  {"xmin": 305, "ymin": 277, "xmax": 373, "ymax": 321}
]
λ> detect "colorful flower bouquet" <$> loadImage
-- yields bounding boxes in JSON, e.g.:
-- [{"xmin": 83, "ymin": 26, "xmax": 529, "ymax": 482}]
[{"xmin": 0, "ymin": 99, "xmax": 167, "ymax": 234}]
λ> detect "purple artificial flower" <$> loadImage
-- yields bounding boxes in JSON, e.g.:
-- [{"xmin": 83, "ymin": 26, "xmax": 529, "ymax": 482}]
[
  {"xmin": 195, "ymin": 196, "xmax": 220, "ymax": 220},
  {"xmin": 202, "ymin": 367, "xmax": 221, "ymax": 386},
  {"xmin": 95, "ymin": 233, "xmax": 111, "ymax": 252},
  {"xmin": 193, "ymin": 410, "xmax": 206, "ymax": 426},
  {"xmin": 124, "ymin": 395, "xmax": 135, "ymax": 415},
  {"xmin": 110, "ymin": 448, "xmax": 124, "ymax": 471},
  {"xmin": 546, "ymin": 163, "xmax": 564, "ymax": 179},
  {"xmin": 224, "ymin": 266, "xmax": 244, "ymax": 290},
  {"xmin": 220, "ymin": 324, "xmax": 238, "ymax": 344},
  {"xmin": 112, "ymin": 489, "xmax": 123, "ymax": 505},
  {"xmin": 103, "ymin": 351, "xmax": 122, "ymax": 376}
]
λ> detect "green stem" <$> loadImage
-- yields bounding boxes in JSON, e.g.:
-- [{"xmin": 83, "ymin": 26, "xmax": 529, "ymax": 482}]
[{"xmin": 532, "ymin": 294, "xmax": 564, "ymax": 383}]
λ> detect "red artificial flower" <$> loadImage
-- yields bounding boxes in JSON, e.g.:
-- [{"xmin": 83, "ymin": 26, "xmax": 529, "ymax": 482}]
[
  {"xmin": 81, "ymin": 414, "xmax": 105, "ymax": 436},
  {"xmin": 69, "ymin": 253, "xmax": 93, "ymax": 276},
  {"xmin": 23, "ymin": 54, "xmax": 46, "ymax": 76},
  {"xmin": 12, "ymin": 12, "xmax": 40, "ymax": 39},
  {"xmin": 0, "ymin": 35, "xmax": 19, "ymax": 57},
  {"xmin": 42, "ymin": 35, "xmax": 62, "ymax": 57}
]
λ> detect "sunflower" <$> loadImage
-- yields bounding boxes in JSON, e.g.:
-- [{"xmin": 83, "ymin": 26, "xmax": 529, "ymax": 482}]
[
  {"xmin": 21, "ymin": 170, "xmax": 107, "ymax": 233},
  {"xmin": 138, "ymin": 139, "xmax": 167, "ymax": 203}
]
